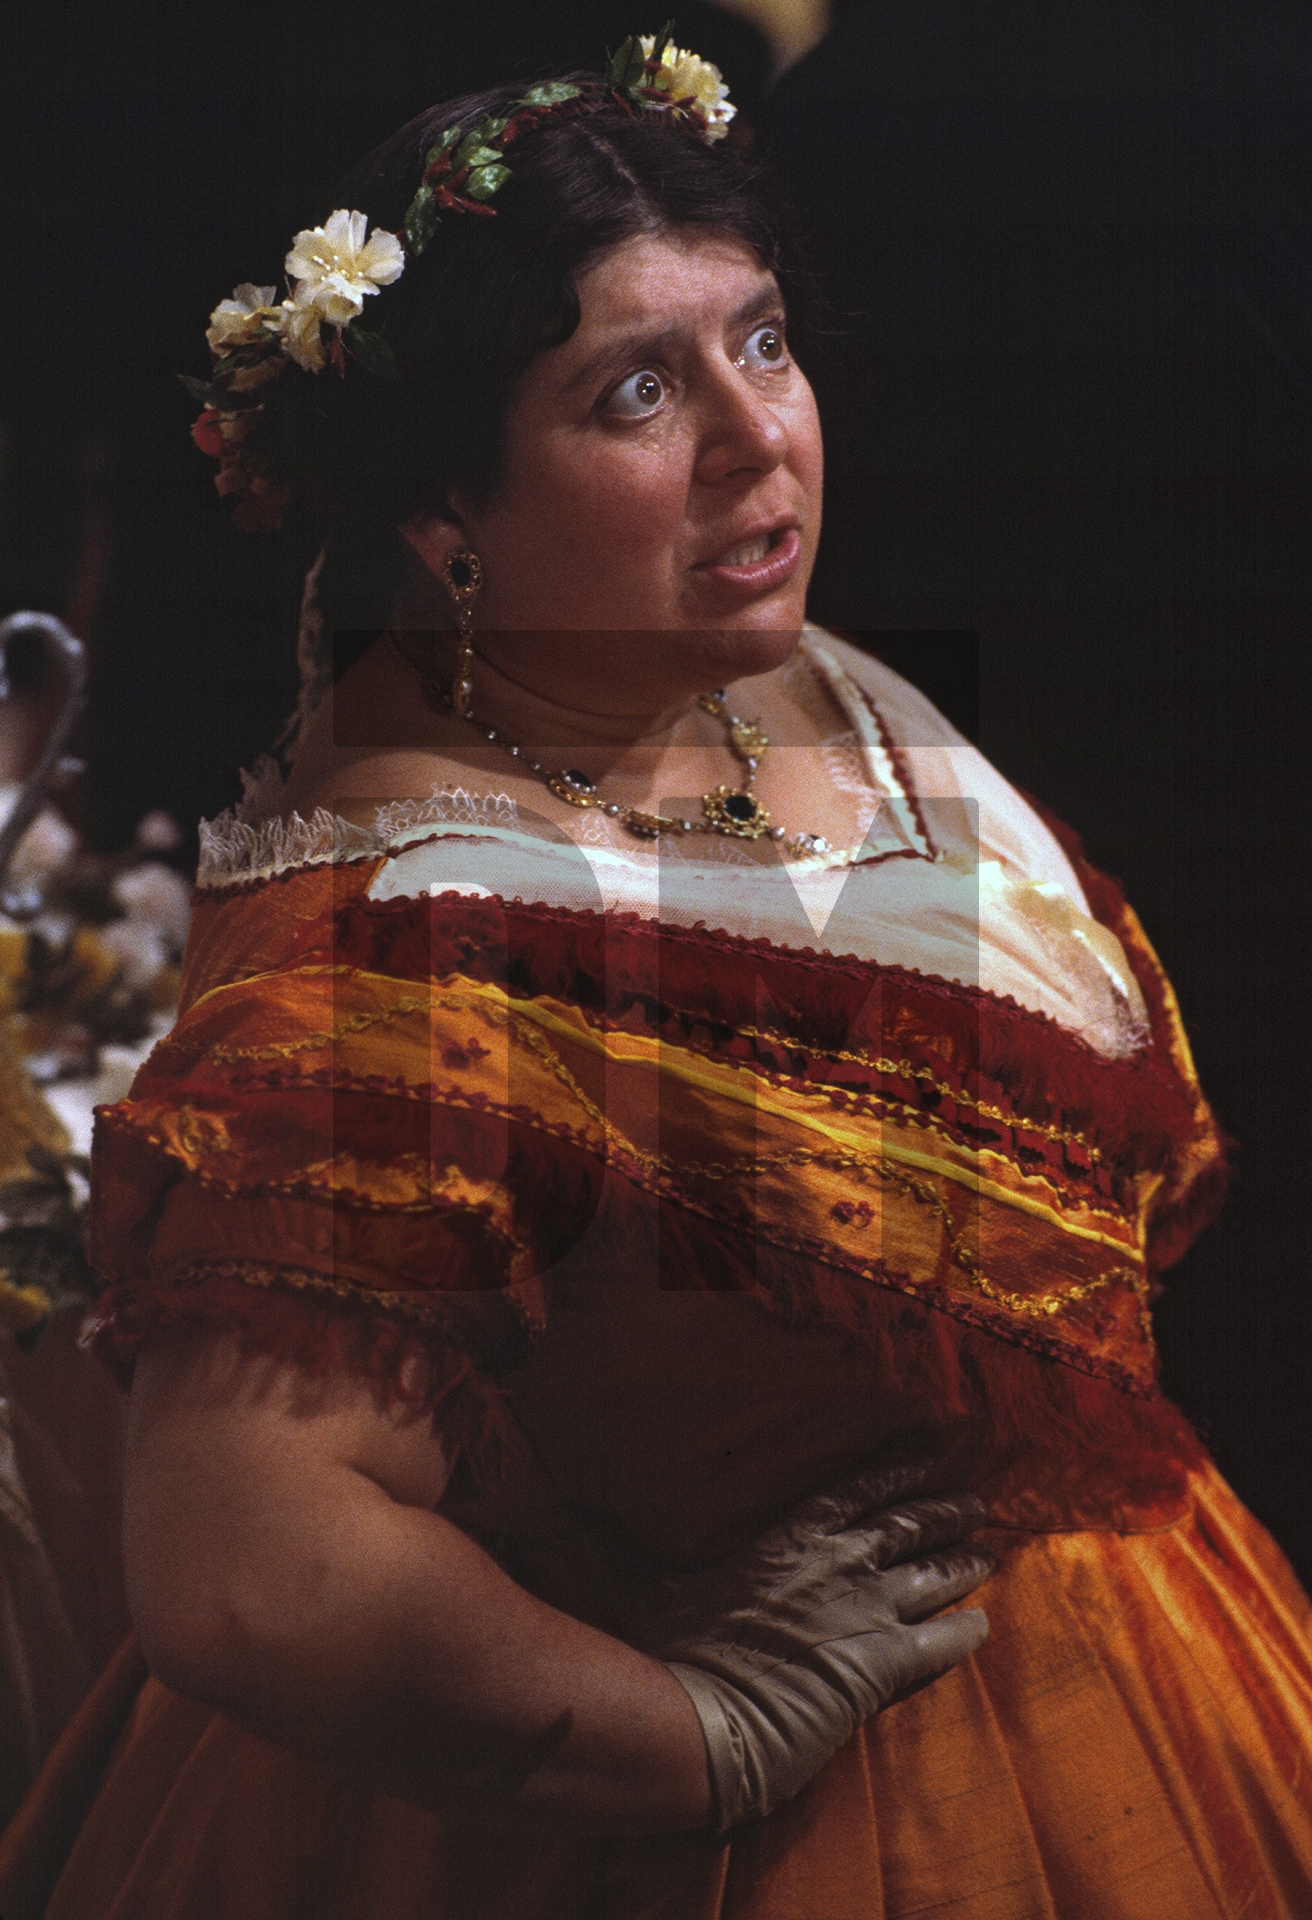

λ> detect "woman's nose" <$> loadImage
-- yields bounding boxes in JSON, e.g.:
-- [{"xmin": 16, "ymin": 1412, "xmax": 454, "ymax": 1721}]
[{"xmin": 693, "ymin": 368, "xmax": 790, "ymax": 486}]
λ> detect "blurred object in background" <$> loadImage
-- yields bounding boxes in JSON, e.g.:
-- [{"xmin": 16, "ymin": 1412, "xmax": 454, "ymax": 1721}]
[
  {"xmin": 0, "ymin": 614, "xmax": 88, "ymax": 901},
  {"xmin": 0, "ymin": 613, "xmax": 180, "ymax": 1826},
  {"xmin": 0, "ymin": 620, "xmax": 66, "ymax": 797},
  {"xmin": 0, "ymin": 616, "xmax": 186, "ymax": 1144},
  {"xmin": 0, "ymin": 800, "xmax": 188, "ymax": 1114},
  {"xmin": 709, "ymin": 0, "xmax": 830, "ymax": 76}
]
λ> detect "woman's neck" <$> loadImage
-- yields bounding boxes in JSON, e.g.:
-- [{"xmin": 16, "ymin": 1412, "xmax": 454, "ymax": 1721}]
[{"xmin": 391, "ymin": 632, "xmax": 720, "ymax": 777}]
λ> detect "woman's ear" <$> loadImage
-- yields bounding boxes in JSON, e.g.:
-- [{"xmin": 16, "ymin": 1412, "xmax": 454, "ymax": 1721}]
[{"xmin": 397, "ymin": 505, "xmax": 469, "ymax": 578}]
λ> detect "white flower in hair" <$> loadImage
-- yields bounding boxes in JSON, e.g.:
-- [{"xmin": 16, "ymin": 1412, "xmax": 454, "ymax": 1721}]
[
  {"xmin": 639, "ymin": 35, "xmax": 736, "ymax": 140},
  {"xmin": 284, "ymin": 209, "xmax": 405, "ymax": 326},
  {"xmin": 205, "ymin": 283, "xmax": 282, "ymax": 353}
]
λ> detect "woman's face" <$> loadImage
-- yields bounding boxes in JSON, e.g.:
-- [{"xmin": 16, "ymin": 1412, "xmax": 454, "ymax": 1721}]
[{"xmin": 404, "ymin": 227, "xmax": 824, "ymax": 702}]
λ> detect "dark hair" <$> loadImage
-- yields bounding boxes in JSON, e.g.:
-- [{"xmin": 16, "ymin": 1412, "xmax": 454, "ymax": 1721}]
[{"xmin": 295, "ymin": 75, "xmax": 818, "ymax": 643}]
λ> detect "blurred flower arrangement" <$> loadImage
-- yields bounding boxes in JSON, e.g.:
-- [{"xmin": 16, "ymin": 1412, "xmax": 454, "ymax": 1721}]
[{"xmin": 0, "ymin": 793, "xmax": 190, "ymax": 1346}]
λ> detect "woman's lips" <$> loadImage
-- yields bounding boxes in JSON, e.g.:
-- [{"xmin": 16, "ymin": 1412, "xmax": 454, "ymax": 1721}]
[{"xmin": 691, "ymin": 525, "xmax": 802, "ymax": 602}]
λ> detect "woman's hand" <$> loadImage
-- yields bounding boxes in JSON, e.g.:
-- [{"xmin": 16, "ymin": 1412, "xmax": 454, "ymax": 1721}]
[{"xmin": 636, "ymin": 1459, "xmax": 993, "ymax": 1830}]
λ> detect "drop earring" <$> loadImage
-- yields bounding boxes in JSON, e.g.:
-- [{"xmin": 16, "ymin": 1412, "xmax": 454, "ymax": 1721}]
[{"xmin": 440, "ymin": 547, "xmax": 484, "ymax": 717}]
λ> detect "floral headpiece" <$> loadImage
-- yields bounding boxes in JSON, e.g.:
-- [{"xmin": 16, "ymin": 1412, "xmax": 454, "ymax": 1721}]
[{"xmin": 186, "ymin": 26, "xmax": 736, "ymax": 531}]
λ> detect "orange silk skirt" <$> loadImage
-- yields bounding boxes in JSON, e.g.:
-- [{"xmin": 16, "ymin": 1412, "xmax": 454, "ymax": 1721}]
[{"xmin": 2, "ymin": 1457, "xmax": 1309, "ymax": 1920}]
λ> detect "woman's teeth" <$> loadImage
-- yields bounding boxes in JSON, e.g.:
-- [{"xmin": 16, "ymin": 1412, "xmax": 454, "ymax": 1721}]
[{"xmin": 715, "ymin": 535, "xmax": 771, "ymax": 567}]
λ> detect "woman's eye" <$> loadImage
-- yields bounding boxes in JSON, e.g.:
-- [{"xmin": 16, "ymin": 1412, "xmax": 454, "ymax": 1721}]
[
  {"xmin": 605, "ymin": 369, "xmax": 666, "ymax": 418},
  {"xmin": 741, "ymin": 323, "xmax": 788, "ymax": 370}
]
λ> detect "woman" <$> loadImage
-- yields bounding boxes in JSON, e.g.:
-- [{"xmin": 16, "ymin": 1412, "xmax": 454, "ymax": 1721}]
[{"xmin": 3, "ymin": 36, "xmax": 1310, "ymax": 1920}]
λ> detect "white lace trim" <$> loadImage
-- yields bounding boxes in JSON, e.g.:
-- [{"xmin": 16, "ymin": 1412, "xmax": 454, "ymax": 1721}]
[
  {"xmin": 197, "ymin": 782, "xmax": 520, "ymax": 888},
  {"xmin": 199, "ymin": 631, "xmax": 930, "ymax": 890}
]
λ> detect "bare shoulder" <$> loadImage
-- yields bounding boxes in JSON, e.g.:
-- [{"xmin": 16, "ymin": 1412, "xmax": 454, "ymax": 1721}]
[{"xmin": 284, "ymin": 748, "xmax": 460, "ymax": 830}]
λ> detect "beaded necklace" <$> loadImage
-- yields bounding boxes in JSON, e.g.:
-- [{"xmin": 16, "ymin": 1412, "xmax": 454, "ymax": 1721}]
[{"xmin": 395, "ymin": 637, "xmax": 832, "ymax": 860}]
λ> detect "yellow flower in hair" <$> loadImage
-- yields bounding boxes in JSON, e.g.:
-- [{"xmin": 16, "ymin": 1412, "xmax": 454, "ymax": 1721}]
[
  {"xmin": 205, "ymin": 283, "xmax": 282, "ymax": 353},
  {"xmin": 639, "ymin": 36, "xmax": 736, "ymax": 140},
  {"xmin": 284, "ymin": 209, "xmax": 405, "ymax": 326},
  {"xmin": 278, "ymin": 300, "xmax": 329, "ymax": 373}
]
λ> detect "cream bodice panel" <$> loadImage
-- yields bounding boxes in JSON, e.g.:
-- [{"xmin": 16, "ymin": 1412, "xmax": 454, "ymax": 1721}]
[
  {"xmin": 364, "ymin": 634, "xmax": 1147, "ymax": 1059},
  {"xmin": 204, "ymin": 630, "xmax": 1147, "ymax": 1060}
]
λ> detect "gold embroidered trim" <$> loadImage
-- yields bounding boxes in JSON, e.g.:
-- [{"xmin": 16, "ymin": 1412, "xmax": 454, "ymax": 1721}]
[
  {"xmin": 171, "ymin": 1232, "xmax": 1144, "ymax": 1338},
  {"xmin": 509, "ymin": 990, "xmax": 1137, "ymax": 1246},
  {"xmin": 166, "ymin": 966, "xmax": 1144, "ymax": 1252},
  {"xmin": 736, "ymin": 1030, "xmax": 1104, "ymax": 1158},
  {"xmin": 155, "ymin": 988, "xmax": 439, "ymax": 1065},
  {"xmin": 823, "ymin": 1152, "xmax": 1152, "ymax": 1333},
  {"xmin": 169, "ymin": 949, "xmax": 1109, "ymax": 1170},
  {"xmin": 170, "ymin": 1258, "xmax": 476, "ymax": 1323},
  {"xmin": 138, "ymin": 970, "xmax": 1148, "ymax": 1337},
  {"xmin": 492, "ymin": 997, "xmax": 1150, "ymax": 1328},
  {"xmin": 418, "ymin": 995, "xmax": 1147, "ymax": 1323}
]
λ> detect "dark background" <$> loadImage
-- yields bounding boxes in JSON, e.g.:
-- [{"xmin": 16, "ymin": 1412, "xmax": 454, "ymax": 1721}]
[{"xmin": 5, "ymin": 2, "xmax": 1309, "ymax": 1581}]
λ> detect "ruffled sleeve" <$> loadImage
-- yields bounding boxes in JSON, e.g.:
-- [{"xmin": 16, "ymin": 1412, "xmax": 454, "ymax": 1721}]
[{"xmin": 84, "ymin": 859, "xmax": 564, "ymax": 1473}]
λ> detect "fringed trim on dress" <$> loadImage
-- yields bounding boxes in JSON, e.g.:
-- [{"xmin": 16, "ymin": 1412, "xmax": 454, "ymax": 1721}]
[
  {"xmin": 82, "ymin": 1199, "xmax": 1204, "ymax": 1528},
  {"xmin": 552, "ymin": 1179, "xmax": 1205, "ymax": 1533},
  {"xmin": 85, "ymin": 1260, "xmax": 519, "ymax": 1492}
]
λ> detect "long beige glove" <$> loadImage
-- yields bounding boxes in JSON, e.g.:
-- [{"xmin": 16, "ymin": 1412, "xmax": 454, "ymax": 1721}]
[{"xmin": 643, "ymin": 1461, "xmax": 994, "ymax": 1831}]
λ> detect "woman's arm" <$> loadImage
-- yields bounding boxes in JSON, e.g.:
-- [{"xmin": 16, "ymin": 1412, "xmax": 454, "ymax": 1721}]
[
  {"xmin": 124, "ymin": 1330, "xmax": 713, "ymax": 1836},
  {"xmin": 127, "ymin": 1327, "xmax": 992, "ymax": 1837}
]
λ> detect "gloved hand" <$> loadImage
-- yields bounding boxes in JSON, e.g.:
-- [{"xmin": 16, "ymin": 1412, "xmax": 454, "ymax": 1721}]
[{"xmin": 641, "ymin": 1459, "xmax": 994, "ymax": 1831}]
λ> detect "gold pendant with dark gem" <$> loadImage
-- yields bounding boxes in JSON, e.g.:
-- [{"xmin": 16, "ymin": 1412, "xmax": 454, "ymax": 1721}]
[
  {"xmin": 549, "ymin": 771, "xmax": 600, "ymax": 807},
  {"xmin": 408, "ymin": 645, "xmax": 827, "ymax": 851},
  {"xmin": 701, "ymin": 786, "xmax": 772, "ymax": 839}
]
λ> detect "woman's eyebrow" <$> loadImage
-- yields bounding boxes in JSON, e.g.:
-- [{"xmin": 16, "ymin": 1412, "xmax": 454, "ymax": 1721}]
[
  {"xmin": 565, "ymin": 324, "xmax": 683, "ymax": 394},
  {"xmin": 564, "ymin": 284, "xmax": 786, "ymax": 395}
]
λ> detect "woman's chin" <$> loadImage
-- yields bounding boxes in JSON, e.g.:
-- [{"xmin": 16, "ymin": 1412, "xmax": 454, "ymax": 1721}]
[{"xmin": 691, "ymin": 618, "xmax": 809, "ymax": 686}]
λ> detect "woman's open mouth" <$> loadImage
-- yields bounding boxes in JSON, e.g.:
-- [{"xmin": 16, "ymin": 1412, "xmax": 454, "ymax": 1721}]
[{"xmin": 692, "ymin": 525, "xmax": 802, "ymax": 599}]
